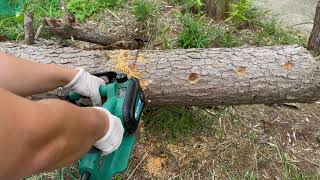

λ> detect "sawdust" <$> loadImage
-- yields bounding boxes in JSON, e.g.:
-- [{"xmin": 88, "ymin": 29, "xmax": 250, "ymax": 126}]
[
  {"xmin": 144, "ymin": 157, "xmax": 167, "ymax": 177},
  {"xmin": 110, "ymin": 50, "xmax": 146, "ymax": 79},
  {"xmin": 167, "ymin": 144, "xmax": 187, "ymax": 162}
]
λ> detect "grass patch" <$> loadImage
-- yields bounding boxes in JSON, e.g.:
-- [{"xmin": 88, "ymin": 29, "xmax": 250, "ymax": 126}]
[
  {"xmin": 153, "ymin": 23, "xmax": 174, "ymax": 49},
  {"xmin": 68, "ymin": 0, "xmax": 125, "ymax": 22},
  {"xmin": 210, "ymin": 27, "xmax": 241, "ymax": 48},
  {"xmin": 252, "ymin": 19, "xmax": 306, "ymax": 46},
  {"xmin": 177, "ymin": 14, "xmax": 210, "ymax": 48},
  {"xmin": 0, "ymin": 0, "xmax": 125, "ymax": 40},
  {"xmin": 225, "ymin": 0, "xmax": 306, "ymax": 46},
  {"xmin": 227, "ymin": 0, "xmax": 263, "ymax": 29},
  {"xmin": 131, "ymin": 0, "xmax": 158, "ymax": 23},
  {"xmin": 0, "ymin": 0, "xmax": 62, "ymax": 40},
  {"xmin": 280, "ymin": 153, "xmax": 320, "ymax": 180},
  {"xmin": 143, "ymin": 106, "xmax": 236, "ymax": 142},
  {"xmin": 169, "ymin": 0, "xmax": 205, "ymax": 15}
]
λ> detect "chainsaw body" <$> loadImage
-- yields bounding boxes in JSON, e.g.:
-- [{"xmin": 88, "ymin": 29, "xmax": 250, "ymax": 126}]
[{"xmin": 66, "ymin": 72, "xmax": 145, "ymax": 180}]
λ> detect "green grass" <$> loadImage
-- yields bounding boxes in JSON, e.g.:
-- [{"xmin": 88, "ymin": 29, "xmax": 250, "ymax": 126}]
[
  {"xmin": 153, "ymin": 23, "xmax": 174, "ymax": 49},
  {"xmin": 0, "ymin": 0, "xmax": 62, "ymax": 40},
  {"xmin": 177, "ymin": 14, "xmax": 210, "ymax": 48},
  {"xmin": 226, "ymin": 0, "xmax": 263, "ymax": 29},
  {"xmin": 67, "ymin": 0, "xmax": 125, "ymax": 22},
  {"xmin": 143, "ymin": 106, "xmax": 236, "ymax": 142},
  {"xmin": 131, "ymin": 0, "xmax": 158, "ymax": 23},
  {"xmin": 210, "ymin": 27, "xmax": 241, "ymax": 48},
  {"xmin": 0, "ymin": 0, "xmax": 126, "ymax": 40},
  {"xmin": 281, "ymin": 153, "xmax": 320, "ymax": 180},
  {"xmin": 252, "ymin": 19, "xmax": 306, "ymax": 46},
  {"xmin": 169, "ymin": 0, "xmax": 205, "ymax": 15}
]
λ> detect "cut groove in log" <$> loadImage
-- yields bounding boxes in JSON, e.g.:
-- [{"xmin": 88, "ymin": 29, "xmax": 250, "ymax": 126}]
[{"xmin": 0, "ymin": 42, "xmax": 319, "ymax": 106}]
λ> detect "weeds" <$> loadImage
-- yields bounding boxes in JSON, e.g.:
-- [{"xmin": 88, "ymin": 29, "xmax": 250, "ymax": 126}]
[
  {"xmin": 68, "ymin": 0, "xmax": 125, "ymax": 22},
  {"xmin": 227, "ymin": 0, "xmax": 263, "ymax": 29},
  {"xmin": 0, "ymin": 0, "xmax": 62, "ymax": 40},
  {"xmin": 67, "ymin": 0, "xmax": 101, "ymax": 22},
  {"xmin": 177, "ymin": 14, "xmax": 209, "ymax": 48},
  {"xmin": 131, "ymin": 0, "xmax": 157, "ymax": 23},
  {"xmin": 143, "ymin": 106, "xmax": 234, "ymax": 142},
  {"xmin": 210, "ymin": 27, "xmax": 241, "ymax": 48},
  {"xmin": 280, "ymin": 153, "xmax": 320, "ymax": 179},
  {"xmin": 0, "ymin": 15, "xmax": 24, "ymax": 40},
  {"xmin": 170, "ymin": 0, "xmax": 205, "ymax": 15},
  {"xmin": 252, "ymin": 19, "xmax": 307, "ymax": 46},
  {"xmin": 153, "ymin": 23, "xmax": 174, "ymax": 49}
]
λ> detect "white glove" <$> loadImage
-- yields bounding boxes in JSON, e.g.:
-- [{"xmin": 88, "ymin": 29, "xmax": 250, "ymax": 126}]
[
  {"xmin": 93, "ymin": 107, "xmax": 124, "ymax": 155},
  {"xmin": 64, "ymin": 68, "xmax": 106, "ymax": 106}
]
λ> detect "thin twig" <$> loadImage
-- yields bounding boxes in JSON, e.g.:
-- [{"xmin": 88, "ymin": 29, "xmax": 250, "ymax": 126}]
[
  {"xmin": 35, "ymin": 18, "xmax": 47, "ymax": 39},
  {"xmin": 294, "ymin": 153, "xmax": 320, "ymax": 167},
  {"xmin": 211, "ymin": 159, "xmax": 215, "ymax": 180},
  {"xmin": 127, "ymin": 153, "xmax": 148, "ymax": 180},
  {"xmin": 107, "ymin": 9, "xmax": 122, "ymax": 22},
  {"xmin": 288, "ymin": 22, "xmax": 313, "ymax": 27}
]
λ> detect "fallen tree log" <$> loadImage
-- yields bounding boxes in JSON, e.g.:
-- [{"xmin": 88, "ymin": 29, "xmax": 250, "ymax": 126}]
[{"xmin": 0, "ymin": 42, "xmax": 319, "ymax": 106}]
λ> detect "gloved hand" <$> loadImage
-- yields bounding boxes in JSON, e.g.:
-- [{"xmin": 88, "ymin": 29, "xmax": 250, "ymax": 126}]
[
  {"xmin": 93, "ymin": 107, "xmax": 124, "ymax": 155},
  {"xmin": 64, "ymin": 68, "xmax": 106, "ymax": 106}
]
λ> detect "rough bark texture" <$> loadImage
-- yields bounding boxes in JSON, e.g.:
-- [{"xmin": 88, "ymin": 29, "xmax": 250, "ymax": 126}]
[
  {"xmin": 0, "ymin": 42, "xmax": 320, "ymax": 106},
  {"xmin": 205, "ymin": 0, "xmax": 230, "ymax": 20},
  {"xmin": 24, "ymin": 12, "xmax": 34, "ymax": 45},
  {"xmin": 308, "ymin": 0, "xmax": 320, "ymax": 55}
]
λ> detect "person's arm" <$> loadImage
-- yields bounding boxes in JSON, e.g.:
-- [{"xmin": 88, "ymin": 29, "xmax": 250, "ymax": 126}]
[
  {"xmin": 0, "ymin": 52, "xmax": 77, "ymax": 96},
  {"xmin": 0, "ymin": 88, "xmax": 123, "ymax": 179},
  {"xmin": 0, "ymin": 52, "xmax": 106, "ymax": 105}
]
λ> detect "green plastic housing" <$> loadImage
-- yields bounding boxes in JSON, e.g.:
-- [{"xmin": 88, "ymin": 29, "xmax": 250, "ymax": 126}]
[{"xmin": 77, "ymin": 80, "xmax": 138, "ymax": 180}]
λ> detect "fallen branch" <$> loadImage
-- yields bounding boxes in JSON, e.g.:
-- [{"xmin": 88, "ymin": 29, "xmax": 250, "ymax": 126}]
[
  {"xmin": 0, "ymin": 43, "xmax": 319, "ymax": 106},
  {"xmin": 35, "ymin": 18, "xmax": 47, "ymax": 40},
  {"xmin": 43, "ymin": 17, "xmax": 141, "ymax": 49}
]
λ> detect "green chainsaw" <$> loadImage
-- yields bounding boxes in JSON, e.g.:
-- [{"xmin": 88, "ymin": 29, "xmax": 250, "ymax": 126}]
[{"xmin": 65, "ymin": 72, "xmax": 145, "ymax": 180}]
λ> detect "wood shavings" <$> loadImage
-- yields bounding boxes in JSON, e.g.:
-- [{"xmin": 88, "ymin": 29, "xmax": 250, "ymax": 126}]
[{"xmin": 111, "ymin": 50, "xmax": 146, "ymax": 79}]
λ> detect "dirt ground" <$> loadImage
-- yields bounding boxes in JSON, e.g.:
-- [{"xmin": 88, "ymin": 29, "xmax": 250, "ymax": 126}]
[{"xmin": 122, "ymin": 103, "xmax": 320, "ymax": 179}]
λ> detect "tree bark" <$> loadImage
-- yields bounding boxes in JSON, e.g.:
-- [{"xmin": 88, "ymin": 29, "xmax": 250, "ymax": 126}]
[
  {"xmin": 205, "ymin": 0, "xmax": 231, "ymax": 20},
  {"xmin": 24, "ymin": 12, "xmax": 34, "ymax": 45},
  {"xmin": 308, "ymin": 0, "xmax": 320, "ymax": 55},
  {"xmin": 0, "ymin": 42, "xmax": 320, "ymax": 106}
]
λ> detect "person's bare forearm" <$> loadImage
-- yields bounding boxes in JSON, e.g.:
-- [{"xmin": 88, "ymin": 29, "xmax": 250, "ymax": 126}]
[
  {"xmin": 0, "ymin": 52, "xmax": 77, "ymax": 96},
  {"xmin": 0, "ymin": 88, "xmax": 108, "ymax": 179}
]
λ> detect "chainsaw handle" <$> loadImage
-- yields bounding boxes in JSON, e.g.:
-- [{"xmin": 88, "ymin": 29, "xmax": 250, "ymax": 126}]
[{"xmin": 65, "ymin": 85, "xmax": 109, "ymax": 101}]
